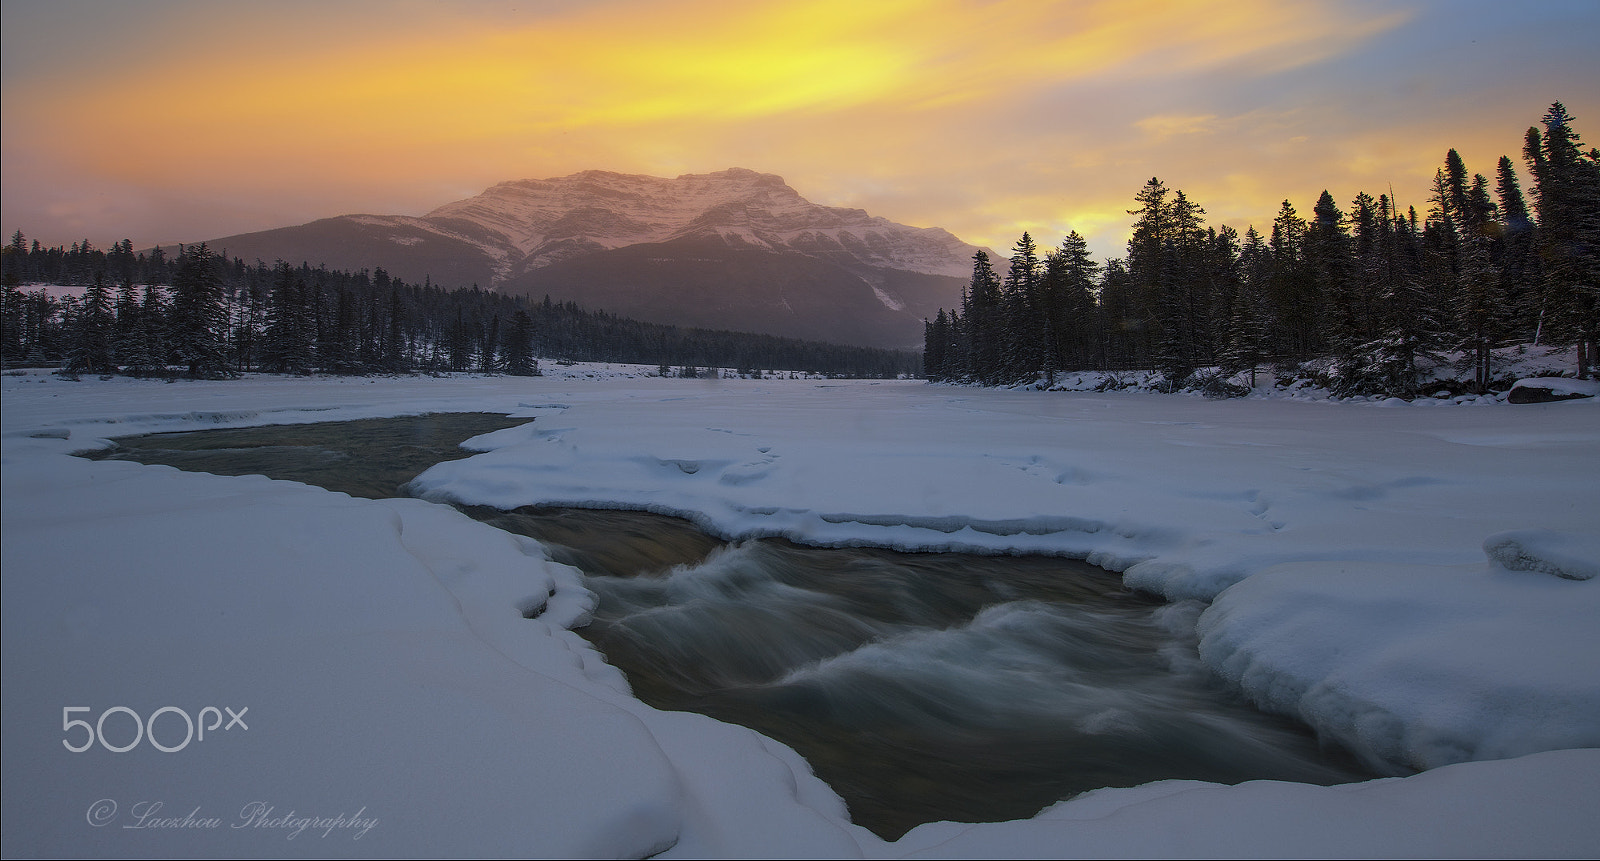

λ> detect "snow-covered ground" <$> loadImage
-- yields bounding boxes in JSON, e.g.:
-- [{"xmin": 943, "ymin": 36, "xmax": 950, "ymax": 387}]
[{"xmin": 3, "ymin": 365, "xmax": 1596, "ymax": 858}]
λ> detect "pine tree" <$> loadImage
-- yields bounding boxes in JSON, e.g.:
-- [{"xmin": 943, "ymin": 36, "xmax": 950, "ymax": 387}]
[
  {"xmin": 1494, "ymin": 155, "xmax": 1542, "ymax": 341},
  {"xmin": 382, "ymin": 282, "xmax": 409, "ymax": 373},
  {"xmin": 1456, "ymin": 225, "xmax": 1501, "ymax": 391},
  {"xmin": 1524, "ymin": 102, "xmax": 1600, "ymax": 377},
  {"xmin": 1307, "ymin": 190, "xmax": 1359, "ymax": 363},
  {"xmin": 1160, "ymin": 190, "xmax": 1211, "ymax": 379},
  {"xmin": 1348, "ymin": 192, "xmax": 1384, "ymax": 338},
  {"xmin": 1127, "ymin": 178, "xmax": 1214, "ymax": 379},
  {"xmin": 118, "ymin": 283, "xmax": 169, "ymax": 378},
  {"xmin": 964, "ymin": 251, "xmax": 1004, "ymax": 384},
  {"xmin": 1001, "ymin": 232, "xmax": 1044, "ymax": 381},
  {"xmin": 2, "ymin": 271, "xmax": 25, "ymax": 367},
  {"xmin": 923, "ymin": 309, "xmax": 953, "ymax": 381},
  {"xmin": 504, "ymin": 309, "xmax": 538, "ymax": 376},
  {"xmin": 1221, "ymin": 227, "xmax": 1273, "ymax": 386},
  {"xmin": 64, "ymin": 272, "xmax": 116, "ymax": 375},
  {"xmin": 1443, "ymin": 149, "xmax": 1473, "ymax": 231},
  {"xmin": 1267, "ymin": 200, "xmax": 1318, "ymax": 360},
  {"xmin": 167, "ymin": 244, "xmax": 232, "ymax": 378},
  {"xmin": 480, "ymin": 314, "xmax": 502, "ymax": 374},
  {"xmin": 319, "ymin": 287, "xmax": 361, "ymax": 373},
  {"xmin": 111, "ymin": 279, "xmax": 141, "ymax": 366},
  {"xmin": 447, "ymin": 308, "xmax": 474, "ymax": 372},
  {"xmin": 1039, "ymin": 231, "xmax": 1099, "ymax": 374},
  {"xmin": 261, "ymin": 263, "xmax": 316, "ymax": 374},
  {"xmin": 1096, "ymin": 259, "xmax": 1139, "ymax": 369}
]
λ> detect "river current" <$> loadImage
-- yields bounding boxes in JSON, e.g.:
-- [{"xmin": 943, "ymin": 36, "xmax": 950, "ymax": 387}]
[{"xmin": 85, "ymin": 412, "xmax": 1372, "ymax": 839}]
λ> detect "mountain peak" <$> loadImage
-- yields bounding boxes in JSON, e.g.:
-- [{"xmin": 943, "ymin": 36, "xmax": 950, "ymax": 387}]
[
  {"xmin": 196, "ymin": 168, "xmax": 989, "ymax": 348},
  {"xmin": 692, "ymin": 166, "xmax": 789, "ymax": 185}
]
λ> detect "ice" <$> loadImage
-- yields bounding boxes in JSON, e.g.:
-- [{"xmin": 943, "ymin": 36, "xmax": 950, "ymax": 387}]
[{"xmin": 4, "ymin": 366, "xmax": 1597, "ymax": 857}]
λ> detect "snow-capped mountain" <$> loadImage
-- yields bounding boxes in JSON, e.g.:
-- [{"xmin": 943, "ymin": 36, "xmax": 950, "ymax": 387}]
[{"xmin": 198, "ymin": 169, "xmax": 990, "ymax": 349}]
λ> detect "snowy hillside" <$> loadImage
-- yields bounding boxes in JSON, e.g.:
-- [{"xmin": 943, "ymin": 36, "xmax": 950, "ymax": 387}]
[
  {"xmin": 194, "ymin": 169, "xmax": 986, "ymax": 349},
  {"xmin": 3, "ymin": 370, "xmax": 1596, "ymax": 858},
  {"xmin": 427, "ymin": 168, "xmax": 980, "ymax": 278}
]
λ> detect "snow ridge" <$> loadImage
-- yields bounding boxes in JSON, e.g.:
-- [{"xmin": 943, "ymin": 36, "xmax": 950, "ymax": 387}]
[{"xmin": 420, "ymin": 168, "xmax": 982, "ymax": 281}]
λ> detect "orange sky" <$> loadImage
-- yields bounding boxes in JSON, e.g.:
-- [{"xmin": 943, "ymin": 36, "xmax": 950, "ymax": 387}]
[{"xmin": 3, "ymin": 0, "xmax": 1597, "ymax": 265}]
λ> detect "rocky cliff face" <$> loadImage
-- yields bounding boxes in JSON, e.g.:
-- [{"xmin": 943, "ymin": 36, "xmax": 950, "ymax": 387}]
[{"xmin": 199, "ymin": 169, "xmax": 988, "ymax": 349}]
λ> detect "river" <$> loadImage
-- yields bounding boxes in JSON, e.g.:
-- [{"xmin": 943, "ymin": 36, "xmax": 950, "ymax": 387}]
[{"xmin": 85, "ymin": 412, "xmax": 1373, "ymax": 839}]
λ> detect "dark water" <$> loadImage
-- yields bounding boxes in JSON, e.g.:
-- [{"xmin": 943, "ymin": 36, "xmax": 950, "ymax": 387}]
[
  {"xmin": 82, "ymin": 412, "xmax": 529, "ymax": 499},
  {"xmin": 84, "ymin": 413, "xmax": 1374, "ymax": 839}
]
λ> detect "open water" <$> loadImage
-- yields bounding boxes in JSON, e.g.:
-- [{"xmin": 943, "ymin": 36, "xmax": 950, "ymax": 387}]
[{"xmin": 86, "ymin": 412, "xmax": 1373, "ymax": 839}]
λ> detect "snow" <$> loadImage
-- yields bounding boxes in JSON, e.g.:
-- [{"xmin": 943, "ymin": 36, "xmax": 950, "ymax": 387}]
[
  {"xmin": 3, "ymin": 366, "xmax": 1597, "ymax": 858},
  {"xmin": 423, "ymin": 169, "xmax": 982, "ymax": 278},
  {"xmin": 1510, "ymin": 376, "xmax": 1600, "ymax": 400},
  {"xmin": 1483, "ymin": 528, "xmax": 1600, "ymax": 581}
]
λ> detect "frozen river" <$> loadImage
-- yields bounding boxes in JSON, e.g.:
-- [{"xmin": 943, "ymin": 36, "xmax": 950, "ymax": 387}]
[
  {"xmin": 88, "ymin": 413, "xmax": 1372, "ymax": 838},
  {"xmin": 3, "ymin": 367, "xmax": 1595, "ymax": 857}
]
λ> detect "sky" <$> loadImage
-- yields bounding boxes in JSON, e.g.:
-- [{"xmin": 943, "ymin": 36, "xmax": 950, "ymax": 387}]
[{"xmin": 3, "ymin": 0, "xmax": 1597, "ymax": 266}]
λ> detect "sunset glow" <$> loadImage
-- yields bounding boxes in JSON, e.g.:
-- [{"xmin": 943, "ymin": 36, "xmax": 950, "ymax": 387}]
[{"xmin": 4, "ymin": 0, "xmax": 1596, "ymax": 264}]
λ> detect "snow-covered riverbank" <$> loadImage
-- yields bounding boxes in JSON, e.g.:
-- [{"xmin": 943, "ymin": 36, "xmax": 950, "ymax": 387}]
[{"xmin": 3, "ymin": 367, "xmax": 1596, "ymax": 858}]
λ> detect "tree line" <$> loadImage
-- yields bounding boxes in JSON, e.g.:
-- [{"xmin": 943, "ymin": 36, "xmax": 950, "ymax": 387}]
[
  {"xmin": 924, "ymin": 102, "xmax": 1599, "ymax": 395},
  {"xmin": 0, "ymin": 242, "xmax": 919, "ymax": 379}
]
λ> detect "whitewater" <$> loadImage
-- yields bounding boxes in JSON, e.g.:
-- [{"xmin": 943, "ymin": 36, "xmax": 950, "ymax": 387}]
[{"xmin": 2, "ymin": 366, "xmax": 1596, "ymax": 858}]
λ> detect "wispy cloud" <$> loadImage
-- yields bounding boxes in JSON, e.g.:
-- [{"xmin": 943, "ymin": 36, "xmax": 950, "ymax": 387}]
[{"xmin": 3, "ymin": 0, "xmax": 1593, "ymax": 263}]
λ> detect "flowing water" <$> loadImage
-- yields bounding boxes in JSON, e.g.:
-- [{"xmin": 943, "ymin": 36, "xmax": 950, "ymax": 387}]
[{"xmin": 85, "ymin": 412, "xmax": 1373, "ymax": 839}]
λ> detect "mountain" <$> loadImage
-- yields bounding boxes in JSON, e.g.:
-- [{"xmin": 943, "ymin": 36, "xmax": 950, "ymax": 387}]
[{"xmin": 196, "ymin": 169, "xmax": 990, "ymax": 349}]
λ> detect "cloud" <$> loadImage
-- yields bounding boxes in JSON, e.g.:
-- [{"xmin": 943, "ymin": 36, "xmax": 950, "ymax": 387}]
[
  {"xmin": 1135, "ymin": 114, "xmax": 1222, "ymax": 142},
  {"xmin": 4, "ymin": 0, "xmax": 1591, "ymax": 269}
]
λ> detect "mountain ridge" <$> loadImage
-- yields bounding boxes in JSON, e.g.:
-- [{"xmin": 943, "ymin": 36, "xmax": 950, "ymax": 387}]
[{"xmin": 194, "ymin": 168, "xmax": 990, "ymax": 349}]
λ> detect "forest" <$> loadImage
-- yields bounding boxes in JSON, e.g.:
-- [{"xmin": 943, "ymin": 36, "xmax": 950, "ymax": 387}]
[
  {"xmin": 0, "ymin": 240, "xmax": 919, "ymax": 380},
  {"xmin": 924, "ymin": 103, "xmax": 1599, "ymax": 396}
]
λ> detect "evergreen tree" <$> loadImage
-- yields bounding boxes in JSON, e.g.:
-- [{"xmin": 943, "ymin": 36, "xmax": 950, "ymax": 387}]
[
  {"xmin": 1307, "ymin": 190, "xmax": 1359, "ymax": 363},
  {"xmin": 1000, "ymin": 232, "xmax": 1044, "ymax": 381},
  {"xmin": 319, "ymin": 287, "xmax": 361, "ymax": 373},
  {"xmin": 480, "ymin": 314, "xmax": 502, "ymax": 374},
  {"xmin": 118, "ymin": 283, "xmax": 169, "ymax": 378},
  {"xmin": 1221, "ymin": 227, "xmax": 1273, "ymax": 386},
  {"xmin": 1, "ymin": 271, "xmax": 25, "ymax": 367},
  {"xmin": 504, "ymin": 310, "xmax": 539, "ymax": 376},
  {"xmin": 109, "ymin": 278, "xmax": 144, "ymax": 371},
  {"xmin": 1494, "ymin": 154, "xmax": 1541, "ymax": 341},
  {"xmin": 1039, "ymin": 231, "xmax": 1099, "ymax": 374},
  {"xmin": 261, "ymin": 262, "xmax": 316, "ymax": 374},
  {"xmin": 1348, "ymin": 192, "xmax": 1384, "ymax": 338},
  {"xmin": 1158, "ymin": 190, "xmax": 1211, "ymax": 379},
  {"xmin": 1096, "ymin": 259, "xmax": 1140, "ymax": 368},
  {"xmin": 1126, "ymin": 178, "xmax": 1216, "ymax": 378},
  {"xmin": 1443, "ymin": 149, "xmax": 1473, "ymax": 231},
  {"xmin": 382, "ymin": 282, "xmax": 409, "ymax": 373},
  {"xmin": 167, "ymin": 244, "xmax": 232, "ymax": 378},
  {"xmin": 64, "ymin": 272, "xmax": 117, "ymax": 375},
  {"xmin": 1456, "ymin": 223, "xmax": 1502, "ymax": 391},
  {"xmin": 963, "ymin": 251, "xmax": 1004, "ymax": 384},
  {"xmin": 447, "ymin": 308, "xmax": 474, "ymax": 372},
  {"xmin": 1524, "ymin": 102, "xmax": 1600, "ymax": 376},
  {"xmin": 923, "ymin": 309, "xmax": 953, "ymax": 381},
  {"xmin": 1267, "ymin": 200, "xmax": 1318, "ymax": 360}
]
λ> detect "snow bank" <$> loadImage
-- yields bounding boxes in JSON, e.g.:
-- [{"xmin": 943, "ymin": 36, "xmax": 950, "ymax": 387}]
[
  {"xmin": 1196, "ymin": 560, "xmax": 1600, "ymax": 773},
  {"xmin": 1508, "ymin": 376, "xmax": 1600, "ymax": 403},
  {"xmin": 877, "ymin": 749, "xmax": 1600, "ymax": 859},
  {"xmin": 1, "ymin": 376, "xmax": 867, "ymax": 859},
  {"xmin": 4, "ymin": 368, "xmax": 1598, "ymax": 857},
  {"xmin": 1484, "ymin": 528, "xmax": 1600, "ymax": 581}
]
